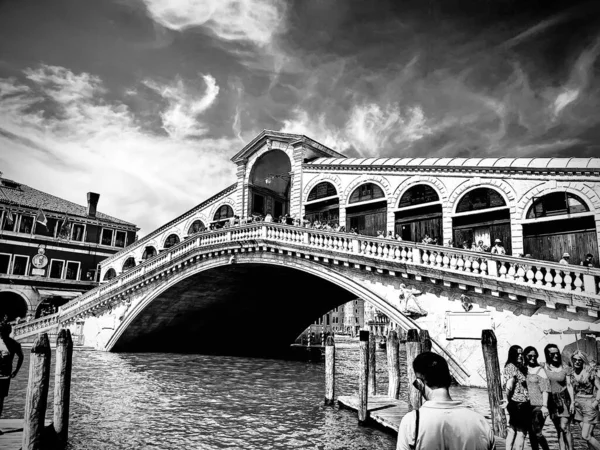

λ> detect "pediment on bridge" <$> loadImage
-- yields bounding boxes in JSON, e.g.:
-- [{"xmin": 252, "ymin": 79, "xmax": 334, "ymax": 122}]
[{"xmin": 230, "ymin": 130, "xmax": 345, "ymax": 164}]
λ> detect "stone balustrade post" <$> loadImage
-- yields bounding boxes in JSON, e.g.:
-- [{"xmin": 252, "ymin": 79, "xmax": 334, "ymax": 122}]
[
  {"xmin": 583, "ymin": 273, "xmax": 597, "ymax": 295},
  {"xmin": 261, "ymin": 225, "xmax": 267, "ymax": 238},
  {"xmin": 226, "ymin": 231, "xmax": 232, "ymax": 241},
  {"xmin": 412, "ymin": 247, "xmax": 421, "ymax": 264},
  {"xmin": 303, "ymin": 231, "xmax": 310, "ymax": 244},
  {"xmin": 487, "ymin": 259, "xmax": 498, "ymax": 277},
  {"xmin": 352, "ymin": 239, "xmax": 360, "ymax": 253}
]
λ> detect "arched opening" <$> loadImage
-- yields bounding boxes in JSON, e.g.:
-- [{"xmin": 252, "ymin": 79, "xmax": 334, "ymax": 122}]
[
  {"xmin": 523, "ymin": 192, "xmax": 597, "ymax": 264},
  {"xmin": 304, "ymin": 182, "xmax": 339, "ymax": 225},
  {"xmin": 35, "ymin": 295, "xmax": 71, "ymax": 319},
  {"xmin": 395, "ymin": 185, "xmax": 442, "ymax": 242},
  {"xmin": 346, "ymin": 183, "xmax": 387, "ymax": 236},
  {"xmin": 212, "ymin": 206, "xmax": 234, "ymax": 229},
  {"xmin": 0, "ymin": 291, "xmax": 28, "ymax": 322},
  {"xmin": 142, "ymin": 246, "xmax": 157, "ymax": 261},
  {"xmin": 122, "ymin": 257, "xmax": 136, "ymax": 272},
  {"xmin": 187, "ymin": 220, "xmax": 206, "ymax": 236},
  {"xmin": 163, "ymin": 234, "xmax": 180, "ymax": 249},
  {"xmin": 103, "ymin": 268, "xmax": 117, "ymax": 281},
  {"xmin": 452, "ymin": 188, "xmax": 511, "ymax": 253},
  {"xmin": 249, "ymin": 150, "xmax": 292, "ymax": 220}
]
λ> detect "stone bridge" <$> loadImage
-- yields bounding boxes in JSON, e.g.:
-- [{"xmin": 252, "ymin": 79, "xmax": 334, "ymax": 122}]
[{"xmin": 12, "ymin": 223, "xmax": 600, "ymax": 388}]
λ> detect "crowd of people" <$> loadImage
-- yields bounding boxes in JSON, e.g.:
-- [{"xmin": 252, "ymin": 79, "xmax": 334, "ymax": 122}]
[{"xmin": 503, "ymin": 344, "xmax": 600, "ymax": 450}]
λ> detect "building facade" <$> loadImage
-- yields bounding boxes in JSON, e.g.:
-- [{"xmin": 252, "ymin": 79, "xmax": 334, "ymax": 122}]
[{"xmin": 0, "ymin": 176, "xmax": 138, "ymax": 321}]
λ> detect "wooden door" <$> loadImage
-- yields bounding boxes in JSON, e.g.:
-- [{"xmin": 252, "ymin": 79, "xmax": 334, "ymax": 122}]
[
  {"xmin": 490, "ymin": 223, "xmax": 512, "ymax": 255},
  {"xmin": 524, "ymin": 230, "xmax": 598, "ymax": 265}
]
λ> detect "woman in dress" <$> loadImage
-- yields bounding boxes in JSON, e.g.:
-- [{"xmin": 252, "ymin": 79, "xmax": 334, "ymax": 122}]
[
  {"xmin": 523, "ymin": 346, "xmax": 550, "ymax": 450},
  {"xmin": 504, "ymin": 345, "xmax": 530, "ymax": 450},
  {"xmin": 570, "ymin": 350, "xmax": 600, "ymax": 449},
  {"xmin": 544, "ymin": 344, "xmax": 574, "ymax": 450}
]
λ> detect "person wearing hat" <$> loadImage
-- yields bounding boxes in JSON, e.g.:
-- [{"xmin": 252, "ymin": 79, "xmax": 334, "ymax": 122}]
[
  {"xmin": 559, "ymin": 253, "xmax": 570, "ymax": 265},
  {"xmin": 491, "ymin": 238, "xmax": 506, "ymax": 255}
]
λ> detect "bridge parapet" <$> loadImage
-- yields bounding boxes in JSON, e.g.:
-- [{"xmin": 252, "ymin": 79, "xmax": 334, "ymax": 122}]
[{"xmin": 12, "ymin": 223, "xmax": 600, "ymax": 338}]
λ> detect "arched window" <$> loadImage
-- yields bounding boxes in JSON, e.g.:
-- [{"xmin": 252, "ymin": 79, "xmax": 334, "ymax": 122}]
[
  {"xmin": 456, "ymin": 188, "xmax": 506, "ymax": 213},
  {"xmin": 122, "ymin": 257, "xmax": 136, "ymax": 272},
  {"xmin": 527, "ymin": 192, "xmax": 589, "ymax": 219},
  {"xmin": 213, "ymin": 205, "xmax": 234, "ymax": 221},
  {"xmin": 188, "ymin": 220, "xmax": 206, "ymax": 235},
  {"xmin": 349, "ymin": 183, "xmax": 385, "ymax": 204},
  {"xmin": 103, "ymin": 268, "xmax": 117, "ymax": 281},
  {"xmin": 163, "ymin": 234, "xmax": 180, "ymax": 249},
  {"xmin": 398, "ymin": 185, "xmax": 439, "ymax": 208},
  {"xmin": 308, "ymin": 182, "xmax": 337, "ymax": 202},
  {"xmin": 141, "ymin": 246, "xmax": 157, "ymax": 260}
]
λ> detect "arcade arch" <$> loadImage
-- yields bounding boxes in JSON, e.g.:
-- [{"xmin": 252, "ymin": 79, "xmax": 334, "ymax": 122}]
[
  {"xmin": 141, "ymin": 246, "xmax": 157, "ymax": 261},
  {"xmin": 0, "ymin": 291, "xmax": 28, "ymax": 321},
  {"xmin": 394, "ymin": 184, "xmax": 442, "ymax": 243},
  {"xmin": 248, "ymin": 150, "xmax": 292, "ymax": 219},
  {"xmin": 212, "ymin": 205, "xmax": 234, "ymax": 228},
  {"xmin": 122, "ymin": 257, "xmax": 136, "ymax": 272},
  {"xmin": 304, "ymin": 182, "xmax": 339, "ymax": 225},
  {"xmin": 103, "ymin": 268, "xmax": 117, "ymax": 281},
  {"xmin": 187, "ymin": 220, "xmax": 206, "ymax": 236},
  {"xmin": 345, "ymin": 182, "xmax": 387, "ymax": 236},
  {"xmin": 452, "ymin": 187, "xmax": 511, "ymax": 253},
  {"xmin": 163, "ymin": 234, "xmax": 180, "ymax": 249},
  {"xmin": 522, "ymin": 192, "xmax": 597, "ymax": 265}
]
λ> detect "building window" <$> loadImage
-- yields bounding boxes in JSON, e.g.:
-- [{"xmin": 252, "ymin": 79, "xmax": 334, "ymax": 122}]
[
  {"xmin": 115, "ymin": 230, "xmax": 127, "ymax": 248},
  {"xmin": 349, "ymin": 183, "xmax": 385, "ymax": 204},
  {"xmin": 101, "ymin": 229, "xmax": 114, "ymax": 246},
  {"xmin": 2, "ymin": 211, "xmax": 16, "ymax": 232},
  {"xmin": 142, "ymin": 246, "xmax": 157, "ymax": 260},
  {"xmin": 527, "ymin": 192, "xmax": 590, "ymax": 219},
  {"xmin": 103, "ymin": 268, "xmax": 117, "ymax": 281},
  {"xmin": 19, "ymin": 215, "xmax": 34, "ymax": 234},
  {"xmin": 188, "ymin": 220, "xmax": 205, "ymax": 235},
  {"xmin": 213, "ymin": 205, "xmax": 234, "ymax": 222},
  {"xmin": 307, "ymin": 182, "xmax": 337, "ymax": 202},
  {"xmin": 71, "ymin": 223, "xmax": 85, "ymax": 242},
  {"xmin": 34, "ymin": 217, "xmax": 59, "ymax": 238},
  {"xmin": 12, "ymin": 255, "xmax": 29, "ymax": 276},
  {"xmin": 49, "ymin": 260, "xmax": 65, "ymax": 279},
  {"xmin": 398, "ymin": 185, "xmax": 439, "ymax": 208},
  {"xmin": 0, "ymin": 253, "xmax": 11, "ymax": 274},
  {"xmin": 456, "ymin": 188, "xmax": 506, "ymax": 213},
  {"xmin": 65, "ymin": 261, "xmax": 80, "ymax": 280}
]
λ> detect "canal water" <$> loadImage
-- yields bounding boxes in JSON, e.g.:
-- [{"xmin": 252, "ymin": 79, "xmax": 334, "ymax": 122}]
[{"xmin": 4, "ymin": 342, "xmax": 588, "ymax": 449}]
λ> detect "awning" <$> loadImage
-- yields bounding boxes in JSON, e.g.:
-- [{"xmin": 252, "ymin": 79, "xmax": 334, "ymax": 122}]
[{"xmin": 37, "ymin": 290, "xmax": 83, "ymax": 299}]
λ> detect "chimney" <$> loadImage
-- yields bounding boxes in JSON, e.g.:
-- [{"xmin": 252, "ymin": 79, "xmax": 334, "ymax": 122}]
[{"xmin": 87, "ymin": 192, "xmax": 100, "ymax": 217}]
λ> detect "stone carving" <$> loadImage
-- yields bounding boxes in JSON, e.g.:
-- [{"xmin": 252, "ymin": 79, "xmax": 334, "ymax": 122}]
[{"xmin": 398, "ymin": 283, "xmax": 428, "ymax": 317}]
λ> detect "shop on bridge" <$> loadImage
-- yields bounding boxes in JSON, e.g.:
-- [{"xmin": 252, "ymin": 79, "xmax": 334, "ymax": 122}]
[
  {"xmin": 346, "ymin": 183, "xmax": 387, "ymax": 236},
  {"xmin": 522, "ymin": 192, "xmax": 598, "ymax": 265},
  {"xmin": 452, "ymin": 188, "xmax": 512, "ymax": 253},
  {"xmin": 394, "ymin": 185, "xmax": 442, "ymax": 242},
  {"xmin": 248, "ymin": 150, "xmax": 291, "ymax": 219},
  {"xmin": 304, "ymin": 181, "xmax": 339, "ymax": 224}
]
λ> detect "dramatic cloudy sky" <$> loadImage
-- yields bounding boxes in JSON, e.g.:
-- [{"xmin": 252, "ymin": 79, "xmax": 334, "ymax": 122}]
[{"xmin": 1, "ymin": 0, "xmax": 599, "ymax": 235}]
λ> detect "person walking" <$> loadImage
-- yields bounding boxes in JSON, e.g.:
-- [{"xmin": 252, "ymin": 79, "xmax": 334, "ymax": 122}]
[
  {"xmin": 544, "ymin": 344, "xmax": 574, "ymax": 450},
  {"xmin": 570, "ymin": 350, "xmax": 600, "ymax": 449},
  {"xmin": 491, "ymin": 239, "xmax": 507, "ymax": 255},
  {"xmin": 0, "ymin": 321, "xmax": 23, "ymax": 423},
  {"xmin": 396, "ymin": 352, "xmax": 495, "ymax": 450},
  {"xmin": 504, "ymin": 345, "xmax": 530, "ymax": 450},
  {"xmin": 559, "ymin": 253, "xmax": 571, "ymax": 265},
  {"xmin": 523, "ymin": 346, "xmax": 550, "ymax": 450}
]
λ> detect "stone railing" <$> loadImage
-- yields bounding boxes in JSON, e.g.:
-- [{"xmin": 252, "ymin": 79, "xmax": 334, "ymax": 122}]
[{"xmin": 13, "ymin": 223, "xmax": 600, "ymax": 336}]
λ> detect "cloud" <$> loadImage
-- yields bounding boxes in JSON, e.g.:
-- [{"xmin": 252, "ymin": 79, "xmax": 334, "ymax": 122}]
[
  {"xmin": 143, "ymin": 74, "xmax": 220, "ymax": 139},
  {"xmin": 141, "ymin": 0, "xmax": 287, "ymax": 47},
  {"xmin": 0, "ymin": 65, "xmax": 238, "ymax": 235}
]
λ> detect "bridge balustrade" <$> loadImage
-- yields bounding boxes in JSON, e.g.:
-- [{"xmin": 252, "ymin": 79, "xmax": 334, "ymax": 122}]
[{"xmin": 12, "ymin": 222, "xmax": 600, "ymax": 338}]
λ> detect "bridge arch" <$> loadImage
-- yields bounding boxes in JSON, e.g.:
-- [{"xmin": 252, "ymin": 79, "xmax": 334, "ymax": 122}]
[
  {"xmin": 103, "ymin": 268, "xmax": 117, "ymax": 281},
  {"xmin": 163, "ymin": 233, "xmax": 181, "ymax": 249},
  {"xmin": 247, "ymin": 149, "xmax": 292, "ymax": 219},
  {"xmin": 303, "ymin": 174, "xmax": 343, "ymax": 202},
  {"xmin": 103, "ymin": 253, "xmax": 469, "ymax": 384},
  {"xmin": 0, "ymin": 290, "xmax": 31, "ymax": 321},
  {"xmin": 141, "ymin": 245, "xmax": 158, "ymax": 261},
  {"xmin": 122, "ymin": 257, "xmax": 136, "ymax": 272},
  {"xmin": 303, "ymin": 180, "xmax": 340, "ymax": 225},
  {"xmin": 184, "ymin": 216, "xmax": 208, "ymax": 236},
  {"xmin": 342, "ymin": 176, "xmax": 392, "ymax": 236}
]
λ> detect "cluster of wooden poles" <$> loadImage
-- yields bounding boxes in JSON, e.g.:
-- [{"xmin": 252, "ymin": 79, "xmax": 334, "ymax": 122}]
[
  {"xmin": 323, "ymin": 328, "xmax": 508, "ymax": 439},
  {"xmin": 22, "ymin": 329, "xmax": 73, "ymax": 450}
]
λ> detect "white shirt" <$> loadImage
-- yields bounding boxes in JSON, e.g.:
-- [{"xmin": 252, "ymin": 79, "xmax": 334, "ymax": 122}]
[{"xmin": 396, "ymin": 400, "xmax": 495, "ymax": 450}]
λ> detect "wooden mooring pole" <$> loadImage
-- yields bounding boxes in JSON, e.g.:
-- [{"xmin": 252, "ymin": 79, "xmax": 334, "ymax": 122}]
[
  {"xmin": 406, "ymin": 329, "xmax": 424, "ymax": 410},
  {"xmin": 368, "ymin": 332, "xmax": 376, "ymax": 396},
  {"xmin": 481, "ymin": 329, "xmax": 508, "ymax": 439},
  {"xmin": 324, "ymin": 335, "xmax": 335, "ymax": 406},
  {"xmin": 54, "ymin": 329, "xmax": 74, "ymax": 443},
  {"xmin": 22, "ymin": 333, "xmax": 51, "ymax": 450},
  {"xmin": 358, "ymin": 330, "xmax": 369, "ymax": 423},
  {"xmin": 387, "ymin": 330, "xmax": 400, "ymax": 399},
  {"xmin": 419, "ymin": 330, "xmax": 432, "ymax": 353}
]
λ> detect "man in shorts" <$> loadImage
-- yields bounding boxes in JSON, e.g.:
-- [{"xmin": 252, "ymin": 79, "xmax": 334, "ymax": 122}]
[{"xmin": 0, "ymin": 321, "xmax": 24, "ymax": 422}]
